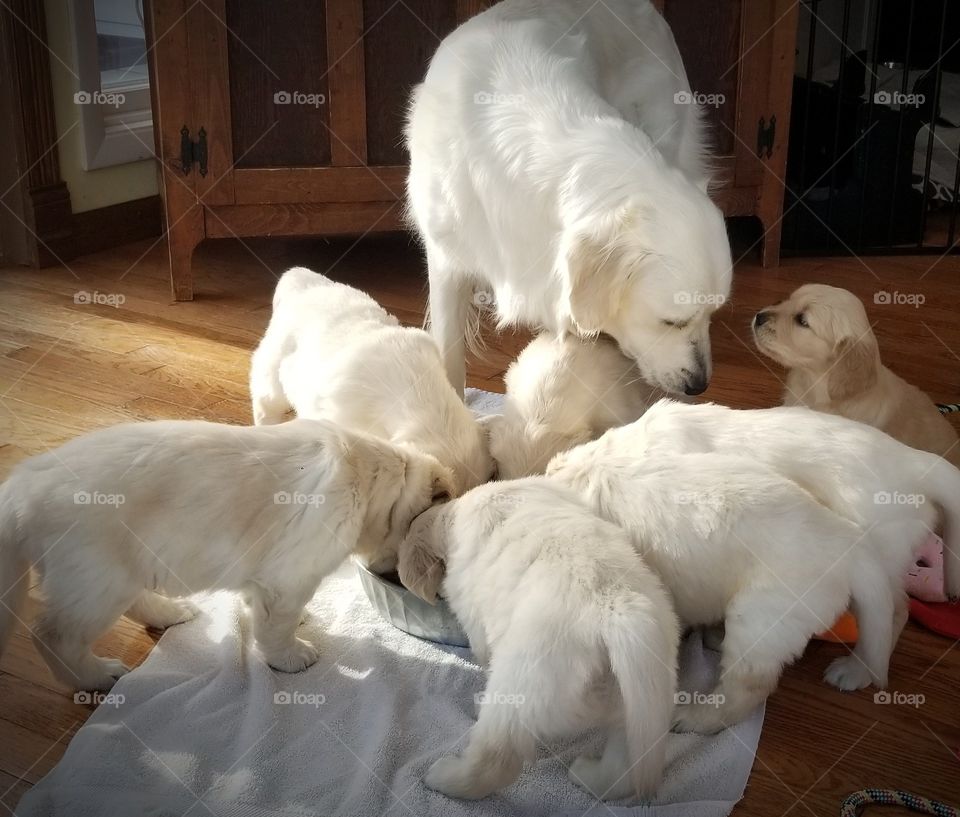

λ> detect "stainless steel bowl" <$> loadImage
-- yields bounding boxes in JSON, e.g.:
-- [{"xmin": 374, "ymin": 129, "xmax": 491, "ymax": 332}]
[{"xmin": 354, "ymin": 560, "xmax": 470, "ymax": 648}]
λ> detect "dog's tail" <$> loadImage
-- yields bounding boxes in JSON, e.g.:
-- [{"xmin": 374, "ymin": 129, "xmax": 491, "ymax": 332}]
[
  {"xmin": 921, "ymin": 455, "xmax": 960, "ymax": 600},
  {"xmin": 601, "ymin": 593, "xmax": 678, "ymax": 799},
  {"xmin": 0, "ymin": 479, "xmax": 28, "ymax": 659},
  {"xmin": 272, "ymin": 266, "xmax": 324, "ymax": 310}
]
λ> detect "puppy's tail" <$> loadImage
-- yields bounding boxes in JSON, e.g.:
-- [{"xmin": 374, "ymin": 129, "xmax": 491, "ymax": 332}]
[
  {"xmin": 0, "ymin": 480, "xmax": 28, "ymax": 659},
  {"xmin": 272, "ymin": 266, "xmax": 323, "ymax": 309},
  {"xmin": 601, "ymin": 593, "xmax": 678, "ymax": 800},
  {"xmin": 922, "ymin": 455, "xmax": 960, "ymax": 600}
]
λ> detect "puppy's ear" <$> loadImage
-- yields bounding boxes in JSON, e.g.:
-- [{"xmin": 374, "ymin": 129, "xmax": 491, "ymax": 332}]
[
  {"xmin": 565, "ymin": 235, "xmax": 625, "ymax": 335},
  {"xmin": 827, "ymin": 334, "xmax": 880, "ymax": 401},
  {"xmin": 397, "ymin": 508, "xmax": 446, "ymax": 604}
]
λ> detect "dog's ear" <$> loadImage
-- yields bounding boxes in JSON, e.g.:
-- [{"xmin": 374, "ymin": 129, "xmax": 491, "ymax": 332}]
[
  {"xmin": 397, "ymin": 508, "xmax": 446, "ymax": 604},
  {"xmin": 565, "ymin": 235, "xmax": 625, "ymax": 335},
  {"xmin": 430, "ymin": 462, "xmax": 456, "ymax": 503},
  {"xmin": 827, "ymin": 334, "xmax": 880, "ymax": 401}
]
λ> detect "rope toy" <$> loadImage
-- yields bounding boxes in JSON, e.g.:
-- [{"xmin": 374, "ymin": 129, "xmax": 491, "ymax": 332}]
[
  {"xmin": 939, "ymin": 403, "xmax": 960, "ymax": 414},
  {"xmin": 840, "ymin": 789, "xmax": 959, "ymax": 817}
]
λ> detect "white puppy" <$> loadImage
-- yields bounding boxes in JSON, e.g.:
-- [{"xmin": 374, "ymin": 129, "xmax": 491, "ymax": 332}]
[
  {"xmin": 486, "ymin": 333, "xmax": 660, "ymax": 478},
  {"xmin": 0, "ymin": 418, "xmax": 453, "ymax": 691},
  {"xmin": 250, "ymin": 267, "xmax": 493, "ymax": 494},
  {"xmin": 398, "ymin": 480, "xmax": 678, "ymax": 802},
  {"xmin": 548, "ymin": 401, "xmax": 960, "ymax": 708},
  {"xmin": 547, "ymin": 448, "xmax": 917, "ymax": 733},
  {"xmin": 406, "ymin": 0, "xmax": 731, "ymax": 396}
]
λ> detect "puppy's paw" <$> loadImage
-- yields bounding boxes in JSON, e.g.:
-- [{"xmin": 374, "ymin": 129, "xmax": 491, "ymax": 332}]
[
  {"xmin": 265, "ymin": 638, "xmax": 319, "ymax": 673},
  {"xmin": 823, "ymin": 656, "xmax": 874, "ymax": 691},
  {"xmin": 82, "ymin": 658, "xmax": 130, "ymax": 692},
  {"xmin": 424, "ymin": 756, "xmax": 488, "ymax": 799},
  {"xmin": 672, "ymin": 704, "xmax": 727, "ymax": 735},
  {"xmin": 569, "ymin": 755, "xmax": 606, "ymax": 797},
  {"xmin": 160, "ymin": 599, "xmax": 201, "ymax": 628}
]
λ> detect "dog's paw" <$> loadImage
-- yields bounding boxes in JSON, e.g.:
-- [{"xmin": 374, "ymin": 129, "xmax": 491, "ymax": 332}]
[
  {"xmin": 672, "ymin": 704, "xmax": 727, "ymax": 735},
  {"xmin": 424, "ymin": 756, "xmax": 482, "ymax": 799},
  {"xmin": 823, "ymin": 656, "xmax": 874, "ymax": 691},
  {"xmin": 265, "ymin": 638, "xmax": 319, "ymax": 673},
  {"xmin": 160, "ymin": 599, "xmax": 201, "ymax": 628},
  {"xmin": 81, "ymin": 658, "xmax": 130, "ymax": 692}
]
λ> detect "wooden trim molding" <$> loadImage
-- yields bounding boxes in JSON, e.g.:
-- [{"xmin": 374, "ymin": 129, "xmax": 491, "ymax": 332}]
[
  {"xmin": 70, "ymin": 195, "xmax": 163, "ymax": 258},
  {"xmin": 0, "ymin": 0, "xmax": 73, "ymax": 266}
]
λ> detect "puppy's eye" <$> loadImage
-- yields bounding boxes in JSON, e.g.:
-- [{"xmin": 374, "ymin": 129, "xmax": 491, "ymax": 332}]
[
  {"xmin": 662, "ymin": 319, "xmax": 688, "ymax": 329},
  {"xmin": 795, "ymin": 313, "xmax": 809, "ymax": 328}
]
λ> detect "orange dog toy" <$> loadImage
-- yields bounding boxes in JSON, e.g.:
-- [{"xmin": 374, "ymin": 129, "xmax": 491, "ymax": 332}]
[{"xmin": 816, "ymin": 611, "xmax": 859, "ymax": 643}]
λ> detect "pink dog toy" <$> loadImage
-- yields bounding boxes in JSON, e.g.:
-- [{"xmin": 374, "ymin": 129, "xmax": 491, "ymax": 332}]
[{"xmin": 906, "ymin": 532, "xmax": 947, "ymax": 603}]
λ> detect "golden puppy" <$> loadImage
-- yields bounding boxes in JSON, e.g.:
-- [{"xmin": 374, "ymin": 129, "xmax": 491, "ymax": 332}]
[{"xmin": 752, "ymin": 283, "xmax": 958, "ymax": 466}]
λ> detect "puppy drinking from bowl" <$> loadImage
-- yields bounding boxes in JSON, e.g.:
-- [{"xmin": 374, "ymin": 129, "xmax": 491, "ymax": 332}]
[
  {"xmin": 0, "ymin": 418, "xmax": 453, "ymax": 691},
  {"xmin": 485, "ymin": 333, "xmax": 661, "ymax": 478},
  {"xmin": 398, "ymin": 479, "xmax": 679, "ymax": 802},
  {"xmin": 250, "ymin": 267, "xmax": 493, "ymax": 494},
  {"xmin": 752, "ymin": 283, "xmax": 959, "ymax": 466}
]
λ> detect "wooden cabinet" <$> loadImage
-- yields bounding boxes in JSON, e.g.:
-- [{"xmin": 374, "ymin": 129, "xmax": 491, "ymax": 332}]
[
  {"xmin": 654, "ymin": 0, "xmax": 798, "ymax": 266},
  {"xmin": 147, "ymin": 1, "xmax": 796, "ymax": 300}
]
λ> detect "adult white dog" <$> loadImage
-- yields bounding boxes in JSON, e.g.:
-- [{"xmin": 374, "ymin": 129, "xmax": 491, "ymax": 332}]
[
  {"xmin": 0, "ymin": 418, "xmax": 452, "ymax": 691},
  {"xmin": 250, "ymin": 267, "xmax": 493, "ymax": 494},
  {"xmin": 398, "ymin": 479, "xmax": 678, "ymax": 801},
  {"xmin": 406, "ymin": 0, "xmax": 732, "ymax": 396},
  {"xmin": 548, "ymin": 400, "xmax": 960, "ymax": 711},
  {"xmin": 486, "ymin": 333, "xmax": 660, "ymax": 478}
]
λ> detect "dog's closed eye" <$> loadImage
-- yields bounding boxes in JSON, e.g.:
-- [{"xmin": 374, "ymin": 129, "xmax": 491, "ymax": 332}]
[{"xmin": 794, "ymin": 313, "xmax": 809, "ymax": 328}]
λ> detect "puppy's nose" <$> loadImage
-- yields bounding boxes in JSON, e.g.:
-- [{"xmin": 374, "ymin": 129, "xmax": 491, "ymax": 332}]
[
  {"xmin": 753, "ymin": 311, "xmax": 773, "ymax": 328},
  {"xmin": 683, "ymin": 372, "xmax": 708, "ymax": 396}
]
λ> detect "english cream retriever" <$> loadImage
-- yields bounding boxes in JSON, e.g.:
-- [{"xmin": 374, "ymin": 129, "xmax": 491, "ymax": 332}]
[
  {"xmin": 0, "ymin": 418, "xmax": 453, "ymax": 691},
  {"xmin": 548, "ymin": 400, "xmax": 960, "ymax": 716},
  {"xmin": 398, "ymin": 480, "xmax": 678, "ymax": 801},
  {"xmin": 753, "ymin": 283, "xmax": 959, "ymax": 466},
  {"xmin": 250, "ymin": 267, "xmax": 493, "ymax": 494},
  {"xmin": 486, "ymin": 333, "xmax": 660, "ymax": 478},
  {"xmin": 406, "ymin": 0, "xmax": 732, "ymax": 396}
]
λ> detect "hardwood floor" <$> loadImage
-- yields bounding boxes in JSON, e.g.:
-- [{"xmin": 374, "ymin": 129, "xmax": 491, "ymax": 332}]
[{"xmin": 1, "ymin": 234, "xmax": 959, "ymax": 815}]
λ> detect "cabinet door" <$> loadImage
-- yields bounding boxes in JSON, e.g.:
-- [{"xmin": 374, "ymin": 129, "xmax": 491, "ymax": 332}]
[{"xmin": 174, "ymin": 0, "xmax": 485, "ymax": 213}]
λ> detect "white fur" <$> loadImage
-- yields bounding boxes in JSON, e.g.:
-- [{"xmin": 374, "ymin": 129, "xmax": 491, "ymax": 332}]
[
  {"xmin": 398, "ymin": 480, "xmax": 678, "ymax": 801},
  {"xmin": 486, "ymin": 333, "xmax": 661, "ymax": 478},
  {"xmin": 547, "ymin": 400, "xmax": 960, "ymax": 730},
  {"xmin": 0, "ymin": 418, "xmax": 453, "ymax": 691},
  {"xmin": 406, "ymin": 0, "xmax": 732, "ymax": 396},
  {"xmin": 250, "ymin": 267, "xmax": 493, "ymax": 494}
]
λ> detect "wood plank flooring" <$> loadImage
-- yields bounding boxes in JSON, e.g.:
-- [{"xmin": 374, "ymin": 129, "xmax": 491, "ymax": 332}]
[{"xmin": 1, "ymin": 233, "xmax": 958, "ymax": 815}]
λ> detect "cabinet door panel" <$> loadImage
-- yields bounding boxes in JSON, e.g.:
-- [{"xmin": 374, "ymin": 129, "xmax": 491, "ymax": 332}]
[
  {"xmin": 663, "ymin": 0, "xmax": 741, "ymax": 159},
  {"xmin": 225, "ymin": 0, "xmax": 332, "ymax": 168},
  {"xmin": 361, "ymin": 0, "xmax": 458, "ymax": 166}
]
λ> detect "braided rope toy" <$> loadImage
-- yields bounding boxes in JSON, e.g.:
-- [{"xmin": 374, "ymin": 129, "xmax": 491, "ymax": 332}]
[
  {"xmin": 939, "ymin": 403, "xmax": 960, "ymax": 414},
  {"xmin": 841, "ymin": 789, "xmax": 959, "ymax": 817}
]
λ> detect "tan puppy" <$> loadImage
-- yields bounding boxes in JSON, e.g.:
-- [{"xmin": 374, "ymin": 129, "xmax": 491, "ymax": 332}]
[{"xmin": 752, "ymin": 283, "xmax": 959, "ymax": 466}]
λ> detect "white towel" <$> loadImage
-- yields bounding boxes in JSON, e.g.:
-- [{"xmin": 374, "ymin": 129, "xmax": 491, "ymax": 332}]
[{"xmin": 16, "ymin": 390, "xmax": 764, "ymax": 817}]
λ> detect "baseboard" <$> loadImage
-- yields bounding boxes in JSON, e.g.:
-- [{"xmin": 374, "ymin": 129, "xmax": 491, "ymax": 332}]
[{"xmin": 65, "ymin": 195, "xmax": 163, "ymax": 261}]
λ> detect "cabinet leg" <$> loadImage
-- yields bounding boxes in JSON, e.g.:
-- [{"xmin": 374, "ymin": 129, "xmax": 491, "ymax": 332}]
[
  {"xmin": 759, "ymin": 214, "xmax": 782, "ymax": 268},
  {"xmin": 165, "ymin": 205, "xmax": 203, "ymax": 301}
]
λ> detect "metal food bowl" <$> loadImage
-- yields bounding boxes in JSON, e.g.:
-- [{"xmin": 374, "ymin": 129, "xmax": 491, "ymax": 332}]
[{"xmin": 355, "ymin": 560, "xmax": 470, "ymax": 648}]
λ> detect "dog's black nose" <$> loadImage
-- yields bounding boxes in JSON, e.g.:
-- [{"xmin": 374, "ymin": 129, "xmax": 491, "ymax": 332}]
[
  {"xmin": 683, "ymin": 373, "xmax": 708, "ymax": 396},
  {"xmin": 753, "ymin": 311, "xmax": 772, "ymax": 328}
]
